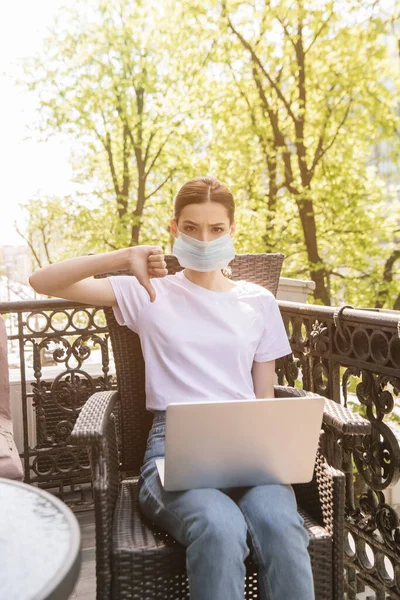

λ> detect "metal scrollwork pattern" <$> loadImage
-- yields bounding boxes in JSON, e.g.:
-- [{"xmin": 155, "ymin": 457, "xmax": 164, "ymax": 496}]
[
  {"xmin": 342, "ymin": 368, "xmax": 400, "ymax": 493},
  {"xmin": 1, "ymin": 301, "xmax": 116, "ymax": 505},
  {"xmin": 279, "ymin": 302, "xmax": 400, "ymax": 598}
]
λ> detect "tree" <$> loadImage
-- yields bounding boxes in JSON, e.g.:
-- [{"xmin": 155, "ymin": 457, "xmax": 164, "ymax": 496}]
[
  {"xmin": 20, "ymin": 0, "xmax": 400, "ymax": 308},
  {"xmin": 15, "ymin": 197, "xmax": 78, "ymax": 268},
  {"xmin": 213, "ymin": 0, "xmax": 400, "ymax": 305},
  {"xmin": 22, "ymin": 0, "xmax": 213, "ymax": 252}
]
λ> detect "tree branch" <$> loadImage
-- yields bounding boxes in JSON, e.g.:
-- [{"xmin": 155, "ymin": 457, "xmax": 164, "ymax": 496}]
[
  {"xmin": 251, "ymin": 65, "xmax": 296, "ymax": 192},
  {"xmin": 103, "ymin": 131, "xmax": 123, "ymax": 211},
  {"xmin": 145, "ymin": 170, "xmax": 177, "ymax": 200},
  {"xmin": 14, "ymin": 224, "xmax": 43, "ymax": 268},
  {"xmin": 143, "ymin": 131, "xmax": 157, "ymax": 169},
  {"xmin": 375, "ymin": 249, "xmax": 400, "ymax": 308},
  {"xmin": 231, "ymin": 66, "xmax": 278, "ymax": 212},
  {"xmin": 294, "ymin": 16, "xmax": 308, "ymax": 184},
  {"xmin": 121, "ymin": 123, "xmax": 130, "ymax": 211},
  {"xmin": 305, "ymin": 9, "xmax": 334, "ymax": 55},
  {"xmin": 144, "ymin": 130, "xmax": 175, "ymax": 179},
  {"xmin": 329, "ymin": 270, "xmax": 370, "ymax": 280},
  {"xmin": 103, "ymin": 237, "xmax": 118, "ymax": 251},
  {"xmin": 275, "ymin": 15, "xmax": 297, "ymax": 51},
  {"xmin": 221, "ymin": 0, "xmax": 297, "ymax": 123},
  {"xmin": 309, "ymin": 97, "xmax": 353, "ymax": 178},
  {"xmin": 39, "ymin": 224, "xmax": 52, "ymax": 264}
]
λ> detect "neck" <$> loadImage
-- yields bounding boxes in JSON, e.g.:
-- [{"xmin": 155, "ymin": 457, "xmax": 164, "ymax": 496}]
[{"xmin": 183, "ymin": 269, "xmax": 234, "ymax": 292}]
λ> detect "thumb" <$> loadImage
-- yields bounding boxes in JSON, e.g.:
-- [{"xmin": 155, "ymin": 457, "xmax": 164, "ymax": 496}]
[{"xmin": 142, "ymin": 278, "xmax": 156, "ymax": 303}]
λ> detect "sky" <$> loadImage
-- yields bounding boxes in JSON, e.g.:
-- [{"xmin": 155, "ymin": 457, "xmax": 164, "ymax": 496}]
[{"xmin": 0, "ymin": 1, "xmax": 76, "ymax": 246}]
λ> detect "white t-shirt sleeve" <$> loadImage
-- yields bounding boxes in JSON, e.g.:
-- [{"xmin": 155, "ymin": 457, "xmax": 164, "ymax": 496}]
[
  {"xmin": 108, "ymin": 275, "xmax": 150, "ymax": 333},
  {"xmin": 253, "ymin": 293, "xmax": 292, "ymax": 362}
]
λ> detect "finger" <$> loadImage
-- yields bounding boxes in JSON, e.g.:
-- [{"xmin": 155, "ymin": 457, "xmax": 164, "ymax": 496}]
[
  {"xmin": 149, "ymin": 261, "xmax": 167, "ymax": 269},
  {"xmin": 148, "ymin": 264, "xmax": 167, "ymax": 273},
  {"xmin": 143, "ymin": 281, "xmax": 156, "ymax": 302},
  {"xmin": 148, "ymin": 255, "xmax": 166, "ymax": 264},
  {"xmin": 149, "ymin": 246, "xmax": 163, "ymax": 255},
  {"xmin": 140, "ymin": 276, "xmax": 156, "ymax": 302},
  {"xmin": 149, "ymin": 267, "xmax": 168, "ymax": 276}
]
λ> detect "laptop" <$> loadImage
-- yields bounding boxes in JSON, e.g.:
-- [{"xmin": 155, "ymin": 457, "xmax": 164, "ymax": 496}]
[{"xmin": 155, "ymin": 395, "xmax": 325, "ymax": 491}]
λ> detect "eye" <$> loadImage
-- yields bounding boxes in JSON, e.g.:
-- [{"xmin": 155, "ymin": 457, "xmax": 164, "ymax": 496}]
[
  {"xmin": 212, "ymin": 227, "xmax": 224, "ymax": 233},
  {"xmin": 184, "ymin": 226, "xmax": 195, "ymax": 232}
]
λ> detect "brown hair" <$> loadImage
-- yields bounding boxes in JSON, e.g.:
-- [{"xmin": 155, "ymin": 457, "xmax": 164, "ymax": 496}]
[{"xmin": 173, "ymin": 176, "xmax": 235, "ymax": 224}]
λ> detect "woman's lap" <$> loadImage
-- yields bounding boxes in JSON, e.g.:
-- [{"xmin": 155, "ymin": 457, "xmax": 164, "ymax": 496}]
[
  {"xmin": 137, "ymin": 414, "xmax": 314, "ymax": 599},
  {"xmin": 138, "ymin": 412, "xmax": 307, "ymax": 546},
  {"xmin": 139, "ymin": 457, "xmax": 253, "ymax": 547}
]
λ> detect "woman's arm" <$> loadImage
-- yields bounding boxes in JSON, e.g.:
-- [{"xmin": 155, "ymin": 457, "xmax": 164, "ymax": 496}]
[
  {"xmin": 28, "ymin": 245, "xmax": 167, "ymax": 305},
  {"xmin": 29, "ymin": 248, "xmax": 129, "ymax": 306},
  {"xmin": 251, "ymin": 360, "xmax": 275, "ymax": 399}
]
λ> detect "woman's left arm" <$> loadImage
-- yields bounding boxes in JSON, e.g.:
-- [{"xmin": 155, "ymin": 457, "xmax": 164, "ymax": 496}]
[{"xmin": 251, "ymin": 360, "xmax": 275, "ymax": 399}]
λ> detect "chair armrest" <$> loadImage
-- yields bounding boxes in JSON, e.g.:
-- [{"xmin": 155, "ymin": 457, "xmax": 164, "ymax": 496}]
[
  {"xmin": 274, "ymin": 385, "xmax": 371, "ymax": 436},
  {"xmin": 323, "ymin": 398, "xmax": 371, "ymax": 436},
  {"xmin": 71, "ymin": 390, "xmax": 119, "ymax": 600},
  {"xmin": 70, "ymin": 390, "xmax": 118, "ymax": 444}
]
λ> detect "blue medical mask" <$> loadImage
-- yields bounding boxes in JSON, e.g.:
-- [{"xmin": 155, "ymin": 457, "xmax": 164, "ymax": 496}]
[{"xmin": 172, "ymin": 230, "xmax": 235, "ymax": 272}]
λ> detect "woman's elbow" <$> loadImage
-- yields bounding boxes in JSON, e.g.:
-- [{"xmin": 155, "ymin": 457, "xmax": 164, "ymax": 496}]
[
  {"xmin": 29, "ymin": 271, "xmax": 48, "ymax": 295},
  {"xmin": 28, "ymin": 272, "xmax": 39, "ymax": 292}
]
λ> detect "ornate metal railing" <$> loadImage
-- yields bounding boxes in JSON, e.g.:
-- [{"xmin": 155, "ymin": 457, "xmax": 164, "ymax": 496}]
[
  {"xmin": 1, "ymin": 298, "xmax": 400, "ymax": 597},
  {"xmin": 278, "ymin": 302, "xmax": 400, "ymax": 599},
  {"xmin": 0, "ymin": 299, "xmax": 116, "ymax": 506}
]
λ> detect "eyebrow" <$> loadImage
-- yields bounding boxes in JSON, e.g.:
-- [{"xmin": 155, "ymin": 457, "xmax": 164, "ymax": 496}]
[{"xmin": 183, "ymin": 220, "xmax": 226, "ymax": 226}]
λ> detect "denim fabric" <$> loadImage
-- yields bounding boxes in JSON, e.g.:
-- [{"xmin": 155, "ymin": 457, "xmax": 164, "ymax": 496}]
[{"xmin": 138, "ymin": 411, "xmax": 315, "ymax": 600}]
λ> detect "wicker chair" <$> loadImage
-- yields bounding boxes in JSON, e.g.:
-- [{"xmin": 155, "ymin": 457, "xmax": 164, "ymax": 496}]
[{"xmin": 71, "ymin": 253, "xmax": 369, "ymax": 600}]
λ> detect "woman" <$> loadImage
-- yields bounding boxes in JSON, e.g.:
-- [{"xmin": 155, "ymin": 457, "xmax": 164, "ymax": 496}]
[{"xmin": 29, "ymin": 176, "xmax": 314, "ymax": 600}]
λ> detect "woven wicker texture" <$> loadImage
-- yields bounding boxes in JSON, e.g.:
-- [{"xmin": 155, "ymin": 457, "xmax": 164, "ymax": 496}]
[
  {"xmin": 72, "ymin": 253, "xmax": 353, "ymax": 599},
  {"xmin": 323, "ymin": 399, "xmax": 371, "ymax": 436},
  {"xmin": 111, "ymin": 476, "xmax": 336, "ymax": 600}
]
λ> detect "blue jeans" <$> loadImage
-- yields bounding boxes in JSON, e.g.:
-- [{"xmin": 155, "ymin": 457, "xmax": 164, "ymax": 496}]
[{"xmin": 138, "ymin": 411, "xmax": 315, "ymax": 600}]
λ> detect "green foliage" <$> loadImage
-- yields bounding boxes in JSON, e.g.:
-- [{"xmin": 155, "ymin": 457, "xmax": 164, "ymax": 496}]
[{"xmin": 19, "ymin": 0, "xmax": 400, "ymax": 308}]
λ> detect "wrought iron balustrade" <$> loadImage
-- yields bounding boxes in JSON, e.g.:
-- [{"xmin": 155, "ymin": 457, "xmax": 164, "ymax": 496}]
[
  {"xmin": 278, "ymin": 301, "xmax": 400, "ymax": 599},
  {"xmin": 1, "ymin": 297, "xmax": 400, "ymax": 598},
  {"xmin": 1, "ymin": 299, "xmax": 115, "ymax": 505}
]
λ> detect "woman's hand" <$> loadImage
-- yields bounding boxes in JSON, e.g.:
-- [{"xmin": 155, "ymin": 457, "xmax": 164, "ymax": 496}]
[
  {"xmin": 127, "ymin": 245, "xmax": 168, "ymax": 302},
  {"xmin": 28, "ymin": 246, "xmax": 168, "ymax": 306}
]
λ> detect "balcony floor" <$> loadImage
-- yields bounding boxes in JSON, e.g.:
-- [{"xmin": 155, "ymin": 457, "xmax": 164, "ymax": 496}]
[{"xmin": 70, "ymin": 509, "xmax": 96, "ymax": 600}]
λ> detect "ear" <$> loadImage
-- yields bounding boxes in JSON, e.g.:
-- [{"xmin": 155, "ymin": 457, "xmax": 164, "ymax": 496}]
[
  {"xmin": 230, "ymin": 222, "xmax": 236, "ymax": 236},
  {"xmin": 170, "ymin": 218, "xmax": 179, "ymax": 238}
]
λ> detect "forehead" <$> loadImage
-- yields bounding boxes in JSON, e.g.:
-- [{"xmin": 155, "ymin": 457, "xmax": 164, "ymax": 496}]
[{"xmin": 179, "ymin": 202, "xmax": 229, "ymax": 223}]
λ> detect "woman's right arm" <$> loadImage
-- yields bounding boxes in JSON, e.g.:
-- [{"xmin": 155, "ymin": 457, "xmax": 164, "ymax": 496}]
[{"xmin": 28, "ymin": 245, "xmax": 167, "ymax": 306}]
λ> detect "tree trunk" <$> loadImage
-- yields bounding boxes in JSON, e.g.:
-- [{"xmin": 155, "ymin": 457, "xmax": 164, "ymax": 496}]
[
  {"xmin": 375, "ymin": 249, "xmax": 400, "ymax": 309},
  {"xmin": 131, "ymin": 172, "xmax": 145, "ymax": 246},
  {"xmin": 295, "ymin": 194, "xmax": 330, "ymax": 305}
]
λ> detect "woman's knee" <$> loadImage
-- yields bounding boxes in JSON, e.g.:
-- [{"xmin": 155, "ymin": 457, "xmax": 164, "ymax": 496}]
[
  {"xmin": 188, "ymin": 500, "xmax": 249, "ymax": 552},
  {"xmin": 259, "ymin": 506, "xmax": 310, "ymax": 554},
  {"xmin": 239, "ymin": 485, "xmax": 307, "ymax": 538}
]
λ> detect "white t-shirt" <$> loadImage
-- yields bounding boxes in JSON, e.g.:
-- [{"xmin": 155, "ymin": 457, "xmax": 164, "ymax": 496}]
[{"xmin": 109, "ymin": 270, "xmax": 292, "ymax": 412}]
